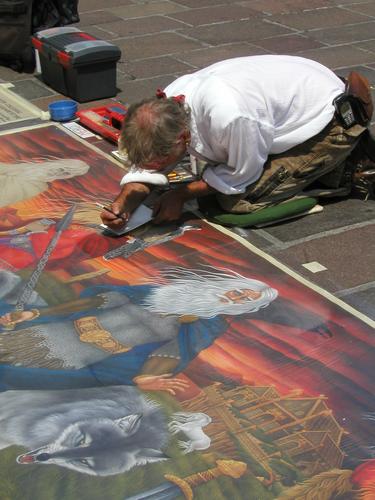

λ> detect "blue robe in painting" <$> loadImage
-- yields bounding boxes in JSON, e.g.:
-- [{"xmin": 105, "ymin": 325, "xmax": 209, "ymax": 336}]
[{"xmin": 0, "ymin": 284, "xmax": 227, "ymax": 391}]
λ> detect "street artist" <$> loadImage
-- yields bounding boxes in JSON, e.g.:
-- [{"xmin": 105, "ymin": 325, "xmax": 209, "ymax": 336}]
[{"xmin": 100, "ymin": 55, "xmax": 374, "ymax": 228}]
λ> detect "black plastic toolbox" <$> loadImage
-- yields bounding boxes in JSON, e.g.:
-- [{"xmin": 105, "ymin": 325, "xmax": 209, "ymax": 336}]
[{"xmin": 32, "ymin": 27, "xmax": 121, "ymax": 102}]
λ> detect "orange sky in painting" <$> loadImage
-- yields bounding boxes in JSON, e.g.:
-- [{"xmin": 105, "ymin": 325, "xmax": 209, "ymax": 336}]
[{"xmin": 0, "ymin": 125, "xmax": 374, "ymax": 451}]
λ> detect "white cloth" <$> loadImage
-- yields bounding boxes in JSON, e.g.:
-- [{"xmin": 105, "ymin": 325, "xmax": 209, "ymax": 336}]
[
  {"xmin": 120, "ymin": 166, "xmax": 169, "ymax": 187},
  {"xmin": 164, "ymin": 55, "xmax": 345, "ymax": 194}
]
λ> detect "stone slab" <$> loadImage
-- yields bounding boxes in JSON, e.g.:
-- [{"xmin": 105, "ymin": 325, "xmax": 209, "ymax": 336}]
[
  {"xmin": 338, "ymin": 286, "xmax": 375, "ymax": 320},
  {"xmin": 78, "ymin": 0, "xmax": 132, "ymax": 11},
  {"xmin": 77, "ymin": 10, "xmax": 124, "ymax": 26},
  {"xmin": 169, "ymin": 5, "xmax": 258, "ymax": 27},
  {"xmin": 232, "ymin": 226, "xmax": 276, "ymax": 251},
  {"xmin": 178, "ymin": 43, "xmax": 269, "ymax": 67},
  {"xmin": 269, "ymin": 224, "xmax": 375, "ymax": 292},
  {"xmin": 96, "ymin": 16, "xmax": 186, "ymax": 38},
  {"xmin": 180, "ymin": 18, "xmax": 294, "ymax": 45},
  {"xmin": 0, "ymin": 66, "xmax": 34, "ymax": 83},
  {"xmin": 356, "ymin": 40, "xmax": 375, "ymax": 54},
  {"xmin": 271, "ymin": 7, "xmax": 369, "ymax": 31},
  {"xmin": 10, "ymin": 79, "xmax": 56, "ymax": 100},
  {"xmin": 77, "ymin": 25, "xmax": 119, "ymax": 40},
  {"xmin": 238, "ymin": 0, "xmax": 329, "ymax": 15},
  {"xmin": 116, "ymin": 75, "xmax": 175, "ymax": 103},
  {"xmin": 121, "ymin": 56, "xmax": 194, "ymax": 79},
  {"xmin": 310, "ymin": 21, "xmax": 375, "ymax": 45},
  {"xmin": 253, "ymin": 34, "xmax": 323, "ymax": 53},
  {"xmin": 336, "ymin": 65, "xmax": 375, "ymax": 84},
  {"xmin": 297, "ymin": 45, "xmax": 375, "ymax": 69},
  {"xmin": 257, "ymin": 198, "xmax": 375, "ymax": 242},
  {"xmin": 108, "ymin": 2, "xmax": 188, "ymax": 18},
  {"xmin": 171, "ymin": 0, "xmax": 231, "ymax": 7},
  {"xmin": 115, "ymin": 33, "xmax": 205, "ymax": 60},
  {"xmin": 256, "ymin": 198, "xmax": 375, "ymax": 242},
  {"xmin": 343, "ymin": 1, "xmax": 375, "ymax": 17}
]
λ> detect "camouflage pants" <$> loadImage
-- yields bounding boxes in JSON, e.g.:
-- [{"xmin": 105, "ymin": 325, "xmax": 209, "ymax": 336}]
[{"xmin": 216, "ymin": 119, "xmax": 366, "ymax": 214}]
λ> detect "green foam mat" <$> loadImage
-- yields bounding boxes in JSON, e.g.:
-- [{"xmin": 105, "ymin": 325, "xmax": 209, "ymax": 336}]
[{"xmin": 198, "ymin": 196, "xmax": 318, "ymax": 227}]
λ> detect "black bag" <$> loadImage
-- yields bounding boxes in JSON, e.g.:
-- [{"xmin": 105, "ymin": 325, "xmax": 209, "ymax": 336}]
[
  {"xmin": 0, "ymin": 0, "xmax": 35, "ymax": 73},
  {"xmin": 0, "ymin": 0, "xmax": 79, "ymax": 74},
  {"xmin": 32, "ymin": 0, "xmax": 79, "ymax": 32}
]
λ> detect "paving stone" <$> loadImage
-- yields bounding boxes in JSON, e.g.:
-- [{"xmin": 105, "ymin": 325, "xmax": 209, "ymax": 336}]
[
  {"xmin": 310, "ymin": 21, "xmax": 375, "ymax": 45},
  {"xmin": 79, "ymin": 0, "xmax": 133, "ymax": 11},
  {"xmin": 78, "ymin": 25, "xmax": 119, "ymax": 40},
  {"xmin": 178, "ymin": 43, "xmax": 269, "ymax": 67},
  {"xmin": 330, "ymin": 0, "xmax": 367, "ymax": 4},
  {"xmin": 338, "ymin": 287, "xmax": 375, "ymax": 320},
  {"xmin": 180, "ymin": 18, "xmax": 294, "ymax": 46},
  {"xmin": 121, "ymin": 56, "xmax": 194, "ymax": 79},
  {"xmin": 169, "ymin": 5, "xmax": 258, "ymax": 27},
  {"xmin": 0, "ymin": 65, "xmax": 35, "ymax": 83},
  {"xmin": 238, "ymin": 0, "xmax": 328, "ymax": 15},
  {"xmin": 108, "ymin": 2, "xmax": 188, "ymax": 18},
  {"xmin": 297, "ymin": 45, "xmax": 375, "ymax": 69},
  {"xmin": 77, "ymin": 10, "xmax": 124, "ymax": 26},
  {"xmin": 31, "ymin": 95, "xmax": 68, "ymax": 111},
  {"xmin": 258, "ymin": 198, "xmax": 375, "ymax": 241},
  {"xmin": 171, "ymin": 0, "xmax": 231, "ymax": 7},
  {"xmin": 271, "ymin": 7, "xmax": 369, "ymax": 31},
  {"xmin": 343, "ymin": 1, "xmax": 375, "ymax": 17},
  {"xmin": 335, "ymin": 65, "xmax": 375, "ymax": 84},
  {"xmin": 356, "ymin": 40, "xmax": 375, "ymax": 54},
  {"xmin": 10, "ymin": 79, "xmax": 56, "ymax": 100},
  {"xmin": 33, "ymin": 95, "xmax": 117, "ymax": 112},
  {"xmin": 96, "ymin": 16, "xmax": 186, "ymax": 38},
  {"xmin": 253, "ymin": 34, "xmax": 323, "ymax": 53},
  {"xmin": 232, "ymin": 226, "xmax": 275, "ymax": 250},
  {"xmin": 270, "ymin": 223, "xmax": 375, "ymax": 292},
  {"xmin": 116, "ymin": 32, "xmax": 205, "ymax": 60},
  {"xmin": 116, "ymin": 75, "xmax": 175, "ymax": 103}
]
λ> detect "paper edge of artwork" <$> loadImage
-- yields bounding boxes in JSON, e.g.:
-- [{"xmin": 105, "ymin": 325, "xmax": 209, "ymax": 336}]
[{"xmin": 206, "ymin": 220, "xmax": 375, "ymax": 329}]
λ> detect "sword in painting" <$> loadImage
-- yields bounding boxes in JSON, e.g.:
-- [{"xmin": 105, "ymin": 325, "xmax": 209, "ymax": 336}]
[
  {"xmin": 3, "ymin": 204, "xmax": 76, "ymax": 330},
  {"xmin": 124, "ymin": 459, "xmax": 247, "ymax": 500},
  {"xmin": 104, "ymin": 224, "xmax": 201, "ymax": 260}
]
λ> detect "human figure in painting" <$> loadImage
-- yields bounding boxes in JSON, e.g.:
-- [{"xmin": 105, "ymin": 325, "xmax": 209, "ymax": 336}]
[
  {"xmin": 0, "ymin": 158, "xmax": 89, "ymax": 207},
  {"xmin": 0, "ymin": 267, "xmax": 278, "ymax": 392}
]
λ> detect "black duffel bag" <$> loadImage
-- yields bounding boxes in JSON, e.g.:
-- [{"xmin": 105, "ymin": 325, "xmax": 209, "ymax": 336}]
[
  {"xmin": 0, "ymin": 0, "xmax": 35, "ymax": 73},
  {"xmin": 0, "ymin": 0, "xmax": 79, "ymax": 73}
]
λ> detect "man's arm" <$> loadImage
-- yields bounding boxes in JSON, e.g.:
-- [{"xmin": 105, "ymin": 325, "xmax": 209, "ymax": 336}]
[
  {"xmin": 0, "ymin": 296, "xmax": 105, "ymax": 327},
  {"xmin": 133, "ymin": 357, "xmax": 189, "ymax": 395},
  {"xmin": 100, "ymin": 182, "xmax": 151, "ymax": 229},
  {"xmin": 153, "ymin": 179, "xmax": 216, "ymax": 223}
]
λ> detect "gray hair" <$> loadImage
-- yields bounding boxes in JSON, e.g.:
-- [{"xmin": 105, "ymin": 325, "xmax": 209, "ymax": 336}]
[
  {"xmin": 119, "ymin": 97, "xmax": 190, "ymax": 166},
  {"xmin": 143, "ymin": 267, "xmax": 278, "ymax": 318}
]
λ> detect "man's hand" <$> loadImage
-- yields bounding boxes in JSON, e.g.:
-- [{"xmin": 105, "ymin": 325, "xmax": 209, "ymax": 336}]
[
  {"xmin": 152, "ymin": 190, "xmax": 186, "ymax": 224},
  {"xmin": 100, "ymin": 182, "xmax": 151, "ymax": 230},
  {"xmin": 152, "ymin": 179, "xmax": 216, "ymax": 224},
  {"xmin": 133, "ymin": 373, "xmax": 190, "ymax": 395}
]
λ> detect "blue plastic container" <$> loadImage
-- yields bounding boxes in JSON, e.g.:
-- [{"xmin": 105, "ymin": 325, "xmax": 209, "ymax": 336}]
[{"xmin": 48, "ymin": 100, "xmax": 77, "ymax": 121}]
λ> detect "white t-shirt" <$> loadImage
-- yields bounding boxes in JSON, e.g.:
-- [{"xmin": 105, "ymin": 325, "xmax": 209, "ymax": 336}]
[{"xmin": 122, "ymin": 55, "xmax": 344, "ymax": 194}]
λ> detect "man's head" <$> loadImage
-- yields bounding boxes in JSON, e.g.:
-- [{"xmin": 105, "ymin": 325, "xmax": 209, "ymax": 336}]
[
  {"xmin": 119, "ymin": 97, "xmax": 191, "ymax": 171},
  {"xmin": 143, "ymin": 267, "xmax": 278, "ymax": 318}
]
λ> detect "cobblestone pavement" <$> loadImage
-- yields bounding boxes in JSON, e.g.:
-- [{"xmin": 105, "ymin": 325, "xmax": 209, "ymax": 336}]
[{"xmin": 0, "ymin": 0, "xmax": 374, "ymax": 319}]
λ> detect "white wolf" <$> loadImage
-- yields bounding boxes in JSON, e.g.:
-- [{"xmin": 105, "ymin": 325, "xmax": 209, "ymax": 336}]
[{"xmin": 0, "ymin": 385, "xmax": 211, "ymax": 476}]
